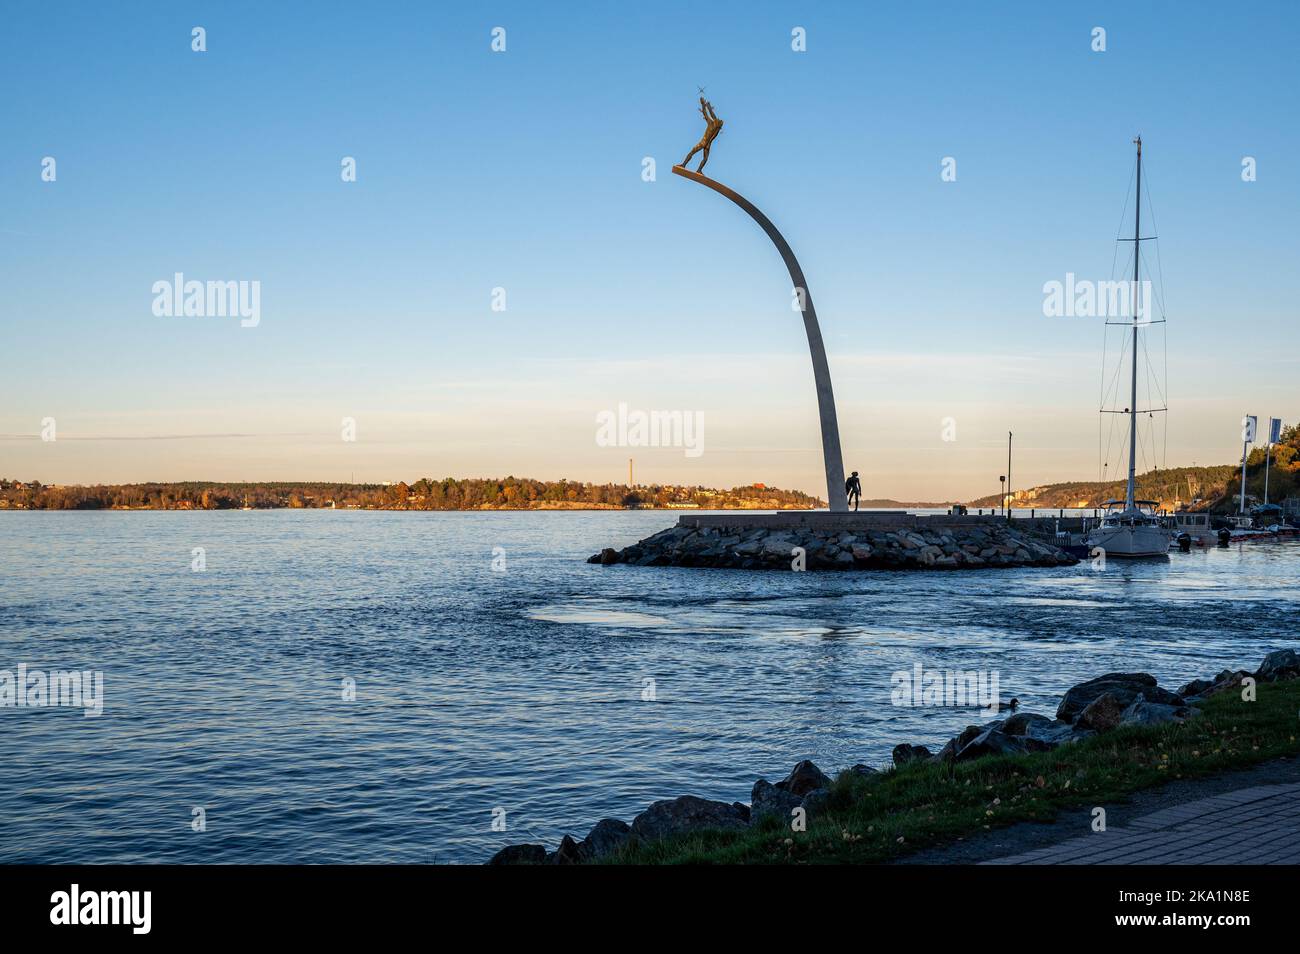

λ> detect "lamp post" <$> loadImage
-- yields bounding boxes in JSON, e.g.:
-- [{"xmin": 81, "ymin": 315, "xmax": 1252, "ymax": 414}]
[{"xmin": 1007, "ymin": 431, "xmax": 1013, "ymax": 522}]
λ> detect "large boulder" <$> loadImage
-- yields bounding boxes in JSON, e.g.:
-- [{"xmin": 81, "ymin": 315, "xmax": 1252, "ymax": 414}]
[
  {"xmin": 631, "ymin": 795, "xmax": 749, "ymax": 841},
  {"xmin": 1056, "ymin": 673, "xmax": 1183, "ymax": 723},
  {"xmin": 955, "ymin": 728, "xmax": 1052, "ymax": 762},
  {"xmin": 1176, "ymin": 677, "xmax": 1215, "ymax": 698},
  {"xmin": 1023, "ymin": 718, "xmax": 1092, "ymax": 747},
  {"xmin": 578, "ymin": 818, "xmax": 631, "ymax": 861},
  {"xmin": 548, "ymin": 834, "xmax": 584, "ymax": 865},
  {"xmin": 1119, "ymin": 694, "xmax": 1194, "ymax": 728},
  {"xmin": 487, "ymin": 843, "xmax": 547, "ymax": 865},
  {"xmin": 892, "ymin": 743, "xmax": 933, "ymax": 767},
  {"xmin": 1257, "ymin": 649, "xmax": 1300, "ymax": 683},
  {"xmin": 1077, "ymin": 691, "xmax": 1126, "ymax": 732},
  {"xmin": 1180, "ymin": 669, "xmax": 1252, "ymax": 701},
  {"xmin": 776, "ymin": 759, "xmax": 832, "ymax": 797},
  {"xmin": 750, "ymin": 779, "xmax": 802, "ymax": 824},
  {"xmin": 761, "ymin": 535, "xmax": 798, "ymax": 558},
  {"xmin": 800, "ymin": 788, "xmax": 831, "ymax": 818},
  {"xmin": 938, "ymin": 725, "xmax": 986, "ymax": 761},
  {"xmin": 1000, "ymin": 711, "xmax": 1053, "ymax": 737}
]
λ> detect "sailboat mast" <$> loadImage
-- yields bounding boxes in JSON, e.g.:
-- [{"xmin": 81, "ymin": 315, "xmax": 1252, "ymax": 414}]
[{"xmin": 1127, "ymin": 136, "xmax": 1142, "ymax": 511}]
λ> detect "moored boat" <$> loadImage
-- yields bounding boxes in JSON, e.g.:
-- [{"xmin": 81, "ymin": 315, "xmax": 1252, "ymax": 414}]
[
  {"xmin": 1089, "ymin": 499, "xmax": 1171, "ymax": 558},
  {"xmin": 1084, "ymin": 137, "xmax": 1172, "ymax": 560},
  {"xmin": 1166, "ymin": 510, "xmax": 1214, "ymax": 548}
]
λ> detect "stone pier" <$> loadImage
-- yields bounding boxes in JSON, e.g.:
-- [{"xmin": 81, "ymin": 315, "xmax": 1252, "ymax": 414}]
[{"xmin": 589, "ymin": 511, "xmax": 1078, "ymax": 571}]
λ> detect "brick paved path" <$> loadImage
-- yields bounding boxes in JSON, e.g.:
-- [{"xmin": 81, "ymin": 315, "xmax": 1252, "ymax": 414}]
[{"xmin": 981, "ymin": 782, "xmax": 1300, "ymax": 865}]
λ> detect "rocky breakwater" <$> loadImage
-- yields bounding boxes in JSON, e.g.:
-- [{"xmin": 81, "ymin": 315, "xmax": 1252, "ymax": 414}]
[
  {"xmin": 588, "ymin": 515, "xmax": 1076, "ymax": 571},
  {"xmin": 485, "ymin": 648, "xmax": 1299, "ymax": 864}
]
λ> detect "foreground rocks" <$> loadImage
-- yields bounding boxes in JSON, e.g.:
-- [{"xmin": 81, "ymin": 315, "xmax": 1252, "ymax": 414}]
[
  {"xmin": 1056, "ymin": 672, "xmax": 1184, "ymax": 723},
  {"xmin": 487, "ymin": 843, "xmax": 546, "ymax": 866},
  {"xmin": 892, "ymin": 744, "xmax": 933, "ymax": 766},
  {"xmin": 749, "ymin": 780, "xmax": 802, "ymax": 823},
  {"xmin": 588, "ymin": 520, "xmax": 1076, "ymax": 571},
  {"xmin": 630, "ymin": 795, "xmax": 749, "ymax": 841},
  {"xmin": 777, "ymin": 759, "xmax": 831, "ymax": 796},
  {"xmin": 1177, "ymin": 669, "xmax": 1252, "ymax": 700},
  {"xmin": 485, "ymin": 647, "xmax": 1297, "ymax": 864},
  {"xmin": 1119, "ymin": 695, "xmax": 1196, "ymax": 727},
  {"xmin": 1257, "ymin": 649, "xmax": 1300, "ymax": 682},
  {"xmin": 581, "ymin": 819, "xmax": 633, "ymax": 860}
]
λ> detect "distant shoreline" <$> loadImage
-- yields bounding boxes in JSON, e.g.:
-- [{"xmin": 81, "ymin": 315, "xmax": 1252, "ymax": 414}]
[
  {"xmin": 5, "ymin": 444, "xmax": 1294, "ymax": 514},
  {"xmin": 0, "ymin": 477, "xmax": 829, "ymax": 513},
  {"xmin": 0, "ymin": 509, "xmax": 826, "ymax": 514}
]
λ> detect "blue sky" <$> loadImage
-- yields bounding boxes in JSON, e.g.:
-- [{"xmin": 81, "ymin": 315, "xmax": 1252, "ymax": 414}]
[{"xmin": 2, "ymin": 1, "xmax": 1296, "ymax": 499}]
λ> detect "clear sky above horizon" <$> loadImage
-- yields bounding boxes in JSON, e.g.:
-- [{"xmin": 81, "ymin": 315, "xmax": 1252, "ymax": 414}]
[{"xmin": 2, "ymin": 1, "xmax": 1297, "ymax": 501}]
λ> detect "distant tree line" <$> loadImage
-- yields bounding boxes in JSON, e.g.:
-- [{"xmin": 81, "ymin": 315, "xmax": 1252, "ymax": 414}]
[{"xmin": 0, "ymin": 477, "xmax": 822, "ymax": 511}]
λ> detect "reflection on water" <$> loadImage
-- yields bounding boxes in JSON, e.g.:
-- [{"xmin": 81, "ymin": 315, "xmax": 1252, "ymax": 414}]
[{"xmin": 0, "ymin": 510, "xmax": 1296, "ymax": 863}]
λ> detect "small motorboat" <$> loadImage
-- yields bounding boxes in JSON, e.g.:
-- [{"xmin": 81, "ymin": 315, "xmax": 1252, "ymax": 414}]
[{"xmin": 1166, "ymin": 510, "xmax": 1214, "ymax": 548}]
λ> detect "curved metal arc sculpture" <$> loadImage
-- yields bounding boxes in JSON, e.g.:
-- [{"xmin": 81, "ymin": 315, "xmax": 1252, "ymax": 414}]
[{"xmin": 672, "ymin": 164, "xmax": 848, "ymax": 512}]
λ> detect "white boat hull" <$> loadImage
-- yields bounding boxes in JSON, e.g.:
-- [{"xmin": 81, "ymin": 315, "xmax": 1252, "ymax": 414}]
[{"xmin": 1085, "ymin": 523, "xmax": 1172, "ymax": 558}]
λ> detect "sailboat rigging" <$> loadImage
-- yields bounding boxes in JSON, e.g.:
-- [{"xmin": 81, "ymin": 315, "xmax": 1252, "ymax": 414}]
[{"xmin": 1085, "ymin": 137, "xmax": 1174, "ymax": 559}]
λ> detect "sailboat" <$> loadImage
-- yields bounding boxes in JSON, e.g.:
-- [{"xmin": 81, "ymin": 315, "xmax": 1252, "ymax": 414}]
[{"xmin": 1085, "ymin": 137, "xmax": 1173, "ymax": 559}]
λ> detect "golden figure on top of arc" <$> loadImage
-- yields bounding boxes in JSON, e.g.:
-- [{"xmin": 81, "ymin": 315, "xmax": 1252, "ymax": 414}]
[{"xmin": 679, "ymin": 97, "xmax": 724, "ymax": 173}]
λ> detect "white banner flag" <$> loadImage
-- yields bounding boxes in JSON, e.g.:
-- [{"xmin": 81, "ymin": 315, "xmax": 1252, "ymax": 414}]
[
  {"xmin": 1269, "ymin": 417, "xmax": 1283, "ymax": 443},
  {"xmin": 1242, "ymin": 415, "xmax": 1258, "ymax": 443}
]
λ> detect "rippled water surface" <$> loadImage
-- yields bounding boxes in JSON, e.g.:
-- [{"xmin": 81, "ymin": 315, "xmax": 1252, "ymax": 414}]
[{"xmin": 1, "ymin": 510, "xmax": 1297, "ymax": 863}]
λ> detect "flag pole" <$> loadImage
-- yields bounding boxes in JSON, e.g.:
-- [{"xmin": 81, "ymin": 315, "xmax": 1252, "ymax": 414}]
[{"xmin": 1264, "ymin": 437, "xmax": 1272, "ymax": 506}]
